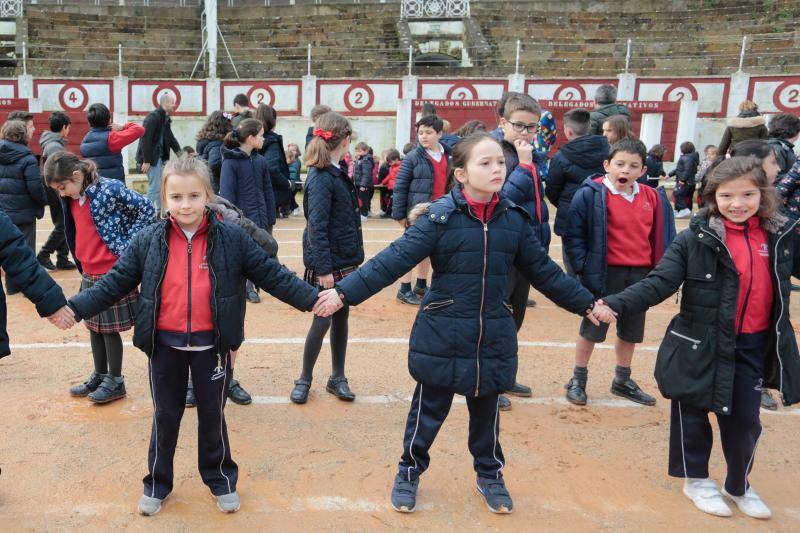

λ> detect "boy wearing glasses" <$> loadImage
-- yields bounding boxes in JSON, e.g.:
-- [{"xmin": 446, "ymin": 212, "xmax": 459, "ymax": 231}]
[{"xmin": 491, "ymin": 92, "xmax": 546, "ymax": 409}]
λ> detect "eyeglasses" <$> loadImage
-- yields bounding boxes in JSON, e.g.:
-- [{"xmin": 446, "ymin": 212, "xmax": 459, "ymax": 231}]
[{"xmin": 509, "ymin": 121, "xmax": 540, "ymax": 134}]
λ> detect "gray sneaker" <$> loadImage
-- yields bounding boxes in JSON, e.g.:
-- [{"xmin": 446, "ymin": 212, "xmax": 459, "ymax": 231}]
[
  {"xmin": 216, "ymin": 491, "xmax": 240, "ymax": 513},
  {"xmin": 69, "ymin": 371, "xmax": 103, "ymax": 397},
  {"xmin": 137, "ymin": 494, "xmax": 164, "ymax": 516}
]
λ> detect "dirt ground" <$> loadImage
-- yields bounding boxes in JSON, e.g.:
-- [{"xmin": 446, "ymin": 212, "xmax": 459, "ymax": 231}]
[{"xmin": 1, "ymin": 203, "xmax": 799, "ymax": 532}]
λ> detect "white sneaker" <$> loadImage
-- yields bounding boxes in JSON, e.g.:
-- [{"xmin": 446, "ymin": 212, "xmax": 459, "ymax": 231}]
[
  {"xmin": 675, "ymin": 208, "xmax": 692, "ymax": 219},
  {"xmin": 291, "ymin": 208, "xmax": 301, "ymax": 216},
  {"xmin": 360, "ymin": 215, "xmax": 368, "ymax": 222},
  {"xmin": 683, "ymin": 478, "xmax": 732, "ymax": 517},
  {"xmin": 722, "ymin": 486, "xmax": 772, "ymax": 519}
]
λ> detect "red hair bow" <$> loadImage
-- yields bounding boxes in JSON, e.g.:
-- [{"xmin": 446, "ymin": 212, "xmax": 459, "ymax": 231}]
[{"xmin": 313, "ymin": 129, "xmax": 334, "ymax": 141}]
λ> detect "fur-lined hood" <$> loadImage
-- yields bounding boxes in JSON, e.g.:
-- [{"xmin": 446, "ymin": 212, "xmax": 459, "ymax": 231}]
[
  {"xmin": 695, "ymin": 209, "xmax": 790, "ymax": 239},
  {"xmin": 726, "ymin": 115, "xmax": 766, "ymax": 128}
]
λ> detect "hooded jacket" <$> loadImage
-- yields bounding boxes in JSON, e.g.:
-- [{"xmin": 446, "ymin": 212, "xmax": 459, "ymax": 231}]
[
  {"xmin": 545, "ymin": 134, "xmax": 609, "ymax": 235},
  {"xmin": 39, "ymin": 131, "xmax": 67, "ymax": 162},
  {"xmin": 0, "ymin": 140, "xmax": 48, "ymax": 224},
  {"xmin": 718, "ymin": 115, "xmax": 769, "ymax": 155},
  {"xmin": 220, "ymin": 147, "xmax": 276, "ymax": 229}
]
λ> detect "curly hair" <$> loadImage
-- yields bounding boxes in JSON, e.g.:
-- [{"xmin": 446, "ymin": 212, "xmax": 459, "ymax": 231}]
[{"xmin": 197, "ymin": 110, "xmax": 232, "ymax": 141}]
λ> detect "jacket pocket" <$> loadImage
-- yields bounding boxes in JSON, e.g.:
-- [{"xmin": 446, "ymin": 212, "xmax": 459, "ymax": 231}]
[
  {"xmin": 423, "ymin": 299, "xmax": 454, "ymax": 312},
  {"xmin": 654, "ymin": 315, "xmax": 716, "ymax": 410}
]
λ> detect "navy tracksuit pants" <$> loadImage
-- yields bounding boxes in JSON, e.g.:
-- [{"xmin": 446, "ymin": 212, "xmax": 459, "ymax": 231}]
[
  {"xmin": 668, "ymin": 333, "xmax": 765, "ymax": 496},
  {"xmin": 144, "ymin": 345, "xmax": 238, "ymax": 499},
  {"xmin": 399, "ymin": 382, "xmax": 505, "ymax": 481}
]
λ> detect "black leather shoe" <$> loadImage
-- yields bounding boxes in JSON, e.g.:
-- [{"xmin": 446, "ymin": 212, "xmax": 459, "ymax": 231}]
[
  {"xmin": 185, "ymin": 383, "xmax": 197, "ymax": 408},
  {"xmin": 37, "ymin": 253, "xmax": 56, "ymax": 271},
  {"xmin": 526, "ymin": 298, "xmax": 537, "ymax": 308},
  {"xmin": 507, "ymin": 382, "xmax": 532, "ymax": 397},
  {"xmin": 413, "ymin": 285, "xmax": 428, "ymax": 298},
  {"xmin": 88, "ymin": 375, "xmax": 127, "ymax": 404},
  {"xmin": 69, "ymin": 371, "xmax": 103, "ymax": 397},
  {"xmin": 610, "ymin": 378, "xmax": 656, "ymax": 406},
  {"xmin": 290, "ymin": 378, "xmax": 311, "ymax": 404},
  {"xmin": 246, "ymin": 289, "xmax": 261, "ymax": 303},
  {"xmin": 227, "ymin": 379, "xmax": 252, "ymax": 405},
  {"xmin": 396, "ymin": 289, "xmax": 421, "ymax": 305},
  {"xmin": 565, "ymin": 378, "xmax": 587, "ymax": 405},
  {"xmin": 56, "ymin": 258, "xmax": 77, "ymax": 270},
  {"xmin": 326, "ymin": 377, "xmax": 355, "ymax": 401},
  {"xmin": 498, "ymin": 395, "xmax": 512, "ymax": 411},
  {"xmin": 760, "ymin": 389, "xmax": 778, "ymax": 411}
]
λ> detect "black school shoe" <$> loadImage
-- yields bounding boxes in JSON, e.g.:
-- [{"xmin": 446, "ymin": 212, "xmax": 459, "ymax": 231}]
[
  {"xmin": 506, "ymin": 382, "xmax": 532, "ymax": 397},
  {"xmin": 610, "ymin": 378, "xmax": 656, "ymax": 406},
  {"xmin": 56, "ymin": 258, "xmax": 77, "ymax": 270},
  {"xmin": 760, "ymin": 389, "xmax": 778, "ymax": 411},
  {"xmin": 326, "ymin": 376, "xmax": 355, "ymax": 401},
  {"xmin": 498, "ymin": 395, "xmax": 512, "ymax": 411},
  {"xmin": 88, "ymin": 375, "xmax": 127, "ymax": 404},
  {"xmin": 228, "ymin": 379, "xmax": 252, "ymax": 405},
  {"xmin": 246, "ymin": 289, "xmax": 261, "ymax": 303},
  {"xmin": 391, "ymin": 473, "xmax": 419, "ymax": 513},
  {"xmin": 37, "ymin": 253, "xmax": 56, "ymax": 271},
  {"xmin": 564, "ymin": 378, "xmax": 587, "ymax": 406},
  {"xmin": 290, "ymin": 378, "xmax": 311, "ymax": 404},
  {"xmin": 476, "ymin": 476, "xmax": 513, "ymax": 514},
  {"xmin": 396, "ymin": 289, "xmax": 421, "ymax": 305},
  {"xmin": 413, "ymin": 285, "xmax": 428, "ymax": 298},
  {"xmin": 69, "ymin": 371, "xmax": 104, "ymax": 397}
]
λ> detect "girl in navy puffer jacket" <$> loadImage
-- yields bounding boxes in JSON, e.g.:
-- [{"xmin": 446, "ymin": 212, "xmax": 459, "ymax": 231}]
[{"xmin": 313, "ymin": 133, "xmax": 615, "ymax": 515}]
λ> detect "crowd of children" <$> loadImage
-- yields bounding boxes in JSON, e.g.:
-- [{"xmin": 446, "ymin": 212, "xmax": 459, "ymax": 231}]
[{"xmin": 1, "ymin": 87, "xmax": 799, "ymax": 522}]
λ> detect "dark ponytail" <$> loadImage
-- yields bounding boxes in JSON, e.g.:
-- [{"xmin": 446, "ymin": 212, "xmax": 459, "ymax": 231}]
[
  {"xmin": 223, "ymin": 118, "xmax": 263, "ymax": 149},
  {"xmin": 43, "ymin": 151, "xmax": 99, "ymax": 193}
]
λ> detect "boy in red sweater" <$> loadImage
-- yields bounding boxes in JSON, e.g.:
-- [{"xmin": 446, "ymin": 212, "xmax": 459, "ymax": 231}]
[{"xmin": 563, "ymin": 139, "xmax": 676, "ymax": 406}]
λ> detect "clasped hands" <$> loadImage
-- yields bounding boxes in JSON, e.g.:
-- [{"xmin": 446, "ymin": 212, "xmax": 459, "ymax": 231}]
[
  {"xmin": 587, "ymin": 299, "xmax": 617, "ymax": 325},
  {"xmin": 47, "ymin": 305, "xmax": 76, "ymax": 330}
]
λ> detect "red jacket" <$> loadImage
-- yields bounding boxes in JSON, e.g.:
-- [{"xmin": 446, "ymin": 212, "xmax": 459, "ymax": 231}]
[
  {"xmin": 155, "ymin": 215, "xmax": 214, "ymax": 347},
  {"xmin": 724, "ymin": 217, "xmax": 773, "ymax": 334},
  {"xmin": 382, "ymin": 162, "xmax": 401, "ymax": 190}
]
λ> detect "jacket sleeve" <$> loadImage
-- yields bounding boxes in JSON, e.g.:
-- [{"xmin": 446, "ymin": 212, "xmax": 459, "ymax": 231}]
[
  {"xmin": 140, "ymin": 113, "xmax": 158, "ymax": 164},
  {"xmin": 776, "ymin": 163, "xmax": 800, "ymax": 205},
  {"xmin": 337, "ymin": 216, "xmax": 439, "ymax": 306},
  {"xmin": 235, "ymin": 227, "xmax": 317, "ymax": 309},
  {"xmin": 391, "ymin": 157, "xmax": 414, "ymax": 220},
  {"xmin": 24, "ymin": 157, "xmax": 48, "ymax": 208},
  {"xmin": 116, "ymin": 184, "xmax": 156, "ymax": 238},
  {"xmin": 207, "ymin": 144, "xmax": 223, "ymax": 178},
  {"xmin": 68, "ymin": 231, "xmax": 147, "ymax": 321},
  {"xmin": 514, "ymin": 219, "xmax": 594, "ymax": 315},
  {"xmin": 544, "ymin": 155, "xmax": 566, "ymax": 205},
  {"xmin": 166, "ymin": 123, "xmax": 181, "ymax": 156},
  {"xmin": 602, "ymin": 231, "xmax": 689, "ymax": 316},
  {"xmin": 219, "ymin": 160, "xmax": 238, "ymax": 206},
  {"xmin": 305, "ymin": 174, "xmax": 335, "ymax": 275},
  {"xmin": 0, "ymin": 211, "xmax": 66, "ymax": 318},
  {"xmin": 502, "ymin": 164, "xmax": 534, "ymax": 207},
  {"xmin": 673, "ymin": 156, "xmax": 686, "ymax": 180},
  {"xmin": 359, "ymin": 157, "xmax": 375, "ymax": 188},
  {"xmin": 589, "ymin": 112, "xmax": 602, "ymax": 135},
  {"xmin": 208, "ymin": 200, "xmax": 279, "ymax": 259},
  {"xmin": 718, "ymin": 127, "xmax": 732, "ymax": 155},
  {"xmin": 563, "ymin": 189, "xmax": 591, "ymax": 274},
  {"xmin": 264, "ymin": 143, "xmax": 290, "ymax": 185},
  {"xmin": 759, "ymin": 125, "xmax": 769, "ymax": 139},
  {"xmin": 107, "ymin": 123, "xmax": 145, "ymax": 153}
]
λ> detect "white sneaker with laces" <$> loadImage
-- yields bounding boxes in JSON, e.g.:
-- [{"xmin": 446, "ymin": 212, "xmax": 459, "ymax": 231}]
[
  {"xmin": 683, "ymin": 478, "xmax": 732, "ymax": 517},
  {"xmin": 722, "ymin": 486, "xmax": 772, "ymax": 519}
]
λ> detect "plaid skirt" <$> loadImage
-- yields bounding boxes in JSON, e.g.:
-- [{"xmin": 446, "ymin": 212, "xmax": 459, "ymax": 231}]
[
  {"xmin": 80, "ymin": 274, "xmax": 138, "ymax": 334},
  {"xmin": 303, "ymin": 265, "xmax": 358, "ymax": 289}
]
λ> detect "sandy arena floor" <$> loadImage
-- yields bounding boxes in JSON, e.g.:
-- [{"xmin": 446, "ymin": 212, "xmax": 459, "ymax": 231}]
[{"xmin": 1, "ymin": 203, "xmax": 799, "ymax": 532}]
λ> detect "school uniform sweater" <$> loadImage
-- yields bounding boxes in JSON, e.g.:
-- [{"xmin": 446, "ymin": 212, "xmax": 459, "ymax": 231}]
[
  {"xmin": 604, "ymin": 179, "xmax": 654, "ymax": 267},
  {"xmin": 69, "ymin": 197, "xmax": 118, "ymax": 275}
]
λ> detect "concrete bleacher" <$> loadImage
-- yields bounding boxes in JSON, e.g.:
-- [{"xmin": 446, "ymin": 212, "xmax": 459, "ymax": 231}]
[{"xmin": 11, "ymin": 0, "xmax": 800, "ymax": 78}]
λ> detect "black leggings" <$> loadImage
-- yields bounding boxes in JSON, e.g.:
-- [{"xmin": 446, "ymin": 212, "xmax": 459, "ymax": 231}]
[
  {"xmin": 90, "ymin": 331, "xmax": 124, "ymax": 377},
  {"xmin": 300, "ymin": 306, "xmax": 350, "ymax": 381}
]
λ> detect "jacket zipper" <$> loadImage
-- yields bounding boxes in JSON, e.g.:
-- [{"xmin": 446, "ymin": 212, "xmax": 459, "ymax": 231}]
[
  {"xmin": 186, "ymin": 235, "xmax": 193, "ymax": 347},
  {"xmin": 423, "ymin": 299, "xmax": 454, "ymax": 311},
  {"xmin": 475, "ymin": 222, "xmax": 488, "ymax": 397},
  {"xmin": 669, "ymin": 330, "xmax": 701, "ymax": 344},
  {"xmin": 207, "ymin": 228, "xmax": 220, "ymax": 354},
  {"xmin": 736, "ymin": 225, "xmax": 754, "ymax": 335}
]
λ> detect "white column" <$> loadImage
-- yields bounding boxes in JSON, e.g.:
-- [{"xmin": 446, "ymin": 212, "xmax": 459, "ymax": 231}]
[
  {"xmin": 507, "ymin": 73, "xmax": 525, "ymax": 93},
  {"xmin": 675, "ymin": 99, "xmax": 699, "ymax": 163},
  {"xmin": 402, "ymin": 74, "xmax": 418, "ymax": 100},
  {"xmin": 727, "ymin": 71, "xmax": 750, "ymax": 118},
  {"xmin": 301, "ymin": 74, "xmax": 316, "ymax": 117},
  {"xmin": 639, "ymin": 113, "xmax": 663, "ymax": 152},
  {"xmin": 205, "ymin": 0, "xmax": 218, "ymax": 79},
  {"xmin": 616, "ymin": 72, "xmax": 636, "ymax": 101},
  {"xmin": 17, "ymin": 73, "xmax": 34, "ymax": 109},
  {"xmin": 396, "ymin": 98, "xmax": 412, "ymax": 151},
  {"xmin": 206, "ymin": 77, "xmax": 220, "ymax": 113},
  {"xmin": 113, "ymin": 76, "xmax": 130, "ymax": 173}
]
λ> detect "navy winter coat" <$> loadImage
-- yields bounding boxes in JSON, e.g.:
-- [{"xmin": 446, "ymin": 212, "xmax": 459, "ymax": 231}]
[
  {"xmin": 303, "ymin": 164, "xmax": 364, "ymax": 274},
  {"xmin": 391, "ymin": 144, "xmax": 450, "ymax": 220},
  {"xmin": 354, "ymin": 154, "xmax": 375, "ymax": 189},
  {"xmin": 564, "ymin": 176, "xmax": 676, "ymax": 297},
  {"xmin": 0, "ymin": 140, "xmax": 47, "ymax": 225},
  {"xmin": 80, "ymin": 127, "xmax": 124, "ymax": 182},
  {"xmin": 496, "ymin": 134, "xmax": 551, "ymax": 249},
  {"xmin": 545, "ymin": 134, "xmax": 609, "ymax": 236},
  {"xmin": 69, "ymin": 211, "xmax": 318, "ymax": 357},
  {"xmin": 669, "ymin": 151, "xmax": 700, "ymax": 185},
  {"xmin": 220, "ymin": 147, "xmax": 276, "ymax": 229},
  {"xmin": 337, "ymin": 187, "xmax": 595, "ymax": 397},
  {"xmin": 0, "ymin": 209, "xmax": 67, "ymax": 357},
  {"xmin": 258, "ymin": 131, "xmax": 291, "ymax": 196},
  {"xmin": 196, "ymin": 138, "xmax": 224, "ymax": 180},
  {"xmin": 604, "ymin": 212, "xmax": 800, "ymax": 412}
]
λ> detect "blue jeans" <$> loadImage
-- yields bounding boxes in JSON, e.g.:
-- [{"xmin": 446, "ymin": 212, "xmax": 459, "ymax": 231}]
[{"xmin": 146, "ymin": 159, "xmax": 164, "ymax": 210}]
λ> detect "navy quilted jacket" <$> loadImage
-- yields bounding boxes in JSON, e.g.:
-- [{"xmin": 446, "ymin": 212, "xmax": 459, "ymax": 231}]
[
  {"xmin": 80, "ymin": 127, "xmax": 124, "ymax": 182},
  {"xmin": 302, "ymin": 164, "xmax": 364, "ymax": 274},
  {"xmin": 0, "ymin": 140, "xmax": 47, "ymax": 224},
  {"xmin": 337, "ymin": 187, "xmax": 595, "ymax": 397},
  {"xmin": 391, "ymin": 144, "xmax": 451, "ymax": 220},
  {"xmin": 220, "ymin": 147, "xmax": 276, "ymax": 229}
]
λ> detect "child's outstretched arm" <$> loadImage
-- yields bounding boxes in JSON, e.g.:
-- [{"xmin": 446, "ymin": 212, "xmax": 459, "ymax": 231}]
[
  {"xmin": 562, "ymin": 189, "xmax": 591, "ymax": 274},
  {"xmin": 237, "ymin": 226, "xmax": 318, "ymax": 311},
  {"xmin": 335, "ymin": 215, "xmax": 439, "ymax": 306},
  {"xmin": 601, "ymin": 232, "xmax": 690, "ymax": 316},
  {"xmin": 68, "ymin": 231, "xmax": 147, "ymax": 322},
  {"xmin": 514, "ymin": 220, "xmax": 595, "ymax": 316}
]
